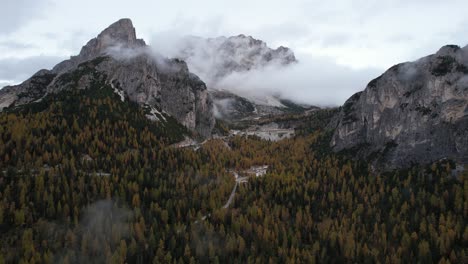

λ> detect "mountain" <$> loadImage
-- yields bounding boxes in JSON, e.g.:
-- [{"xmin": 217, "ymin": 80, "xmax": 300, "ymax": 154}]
[
  {"xmin": 0, "ymin": 18, "xmax": 466, "ymax": 264},
  {"xmin": 331, "ymin": 45, "xmax": 468, "ymax": 169},
  {"xmin": 52, "ymin": 18, "xmax": 147, "ymax": 74},
  {"xmin": 158, "ymin": 34, "xmax": 307, "ymax": 121},
  {"xmin": 172, "ymin": 34, "xmax": 296, "ymax": 83},
  {"xmin": 0, "ymin": 19, "xmax": 215, "ymax": 138}
]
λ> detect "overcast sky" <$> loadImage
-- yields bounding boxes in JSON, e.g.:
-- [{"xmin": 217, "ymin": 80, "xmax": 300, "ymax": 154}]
[{"xmin": 1, "ymin": 0, "xmax": 467, "ymax": 104}]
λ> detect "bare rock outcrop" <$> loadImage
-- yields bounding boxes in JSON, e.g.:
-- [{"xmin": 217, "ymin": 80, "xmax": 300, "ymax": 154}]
[
  {"xmin": 331, "ymin": 45, "xmax": 468, "ymax": 169},
  {"xmin": 52, "ymin": 18, "xmax": 146, "ymax": 73},
  {"xmin": 166, "ymin": 34, "xmax": 299, "ymax": 120},
  {"xmin": 0, "ymin": 18, "xmax": 215, "ymax": 138}
]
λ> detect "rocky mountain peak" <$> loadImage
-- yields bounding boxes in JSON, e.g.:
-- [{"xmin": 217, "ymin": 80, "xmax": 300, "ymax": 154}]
[
  {"xmin": 97, "ymin": 18, "xmax": 139, "ymax": 43},
  {"xmin": 220, "ymin": 34, "xmax": 296, "ymax": 67},
  {"xmin": 436, "ymin": 44, "xmax": 461, "ymax": 57},
  {"xmin": 171, "ymin": 34, "xmax": 296, "ymax": 85},
  {"xmin": 78, "ymin": 18, "xmax": 146, "ymax": 59},
  {"xmin": 161, "ymin": 34, "xmax": 299, "ymax": 120},
  {"xmin": 53, "ymin": 18, "xmax": 147, "ymax": 73},
  {"xmin": 227, "ymin": 34, "xmax": 266, "ymax": 48},
  {"xmin": 0, "ymin": 18, "xmax": 215, "ymax": 138}
]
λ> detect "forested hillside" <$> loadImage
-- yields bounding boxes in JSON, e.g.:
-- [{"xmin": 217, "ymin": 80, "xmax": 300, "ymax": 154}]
[{"xmin": 0, "ymin": 86, "xmax": 466, "ymax": 263}]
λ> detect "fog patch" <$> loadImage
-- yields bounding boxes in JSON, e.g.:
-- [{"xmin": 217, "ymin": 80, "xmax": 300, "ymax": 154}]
[
  {"xmin": 214, "ymin": 54, "xmax": 378, "ymax": 106},
  {"xmin": 38, "ymin": 199, "xmax": 134, "ymax": 263},
  {"xmin": 151, "ymin": 33, "xmax": 380, "ymax": 106},
  {"xmin": 213, "ymin": 98, "xmax": 235, "ymax": 119},
  {"xmin": 105, "ymin": 43, "xmax": 187, "ymax": 75},
  {"xmin": 105, "ymin": 43, "xmax": 147, "ymax": 61},
  {"xmin": 391, "ymin": 62, "xmax": 424, "ymax": 83}
]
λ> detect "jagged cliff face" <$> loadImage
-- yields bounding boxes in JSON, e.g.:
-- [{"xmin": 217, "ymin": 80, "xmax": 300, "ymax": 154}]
[
  {"xmin": 52, "ymin": 18, "xmax": 147, "ymax": 74},
  {"xmin": 331, "ymin": 45, "xmax": 468, "ymax": 169},
  {"xmin": 0, "ymin": 19, "xmax": 215, "ymax": 138},
  {"xmin": 175, "ymin": 35, "xmax": 296, "ymax": 83}
]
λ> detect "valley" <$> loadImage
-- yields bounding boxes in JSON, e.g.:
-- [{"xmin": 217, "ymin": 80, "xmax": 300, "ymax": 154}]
[{"xmin": 0, "ymin": 17, "xmax": 466, "ymax": 264}]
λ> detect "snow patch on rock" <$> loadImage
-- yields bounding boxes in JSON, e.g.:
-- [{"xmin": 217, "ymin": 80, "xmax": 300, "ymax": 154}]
[
  {"xmin": 110, "ymin": 80, "xmax": 125, "ymax": 102},
  {"xmin": 145, "ymin": 105, "xmax": 167, "ymax": 122}
]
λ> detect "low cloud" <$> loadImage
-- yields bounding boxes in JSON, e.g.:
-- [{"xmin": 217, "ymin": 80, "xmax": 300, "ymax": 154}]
[
  {"xmin": 44, "ymin": 200, "xmax": 133, "ymax": 263},
  {"xmin": 0, "ymin": 32, "xmax": 381, "ymax": 107},
  {"xmin": 213, "ymin": 98, "xmax": 235, "ymax": 119},
  {"xmin": 216, "ymin": 55, "xmax": 379, "ymax": 106},
  {"xmin": 105, "ymin": 43, "xmax": 188, "ymax": 75},
  {"xmin": 151, "ymin": 33, "xmax": 380, "ymax": 106},
  {"xmin": 105, "ymin": 43, "xmax": 147, "ymax": 61},
  {"xmin": 0, "ymin": 79, "xmax": 15, "ymax": 88}
]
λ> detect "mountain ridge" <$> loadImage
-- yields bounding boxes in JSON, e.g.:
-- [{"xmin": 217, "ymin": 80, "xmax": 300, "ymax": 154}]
[
  {"xmin": 331, "ymin": 44, "xmax": 468, "ymax": 169},
  {"xmin": 160, "ymin": 34, "xmax": 305, "ymax": 121},
  {"xmin": 0, "ymin": 18, "xmax": 215, "ymax": 138}
]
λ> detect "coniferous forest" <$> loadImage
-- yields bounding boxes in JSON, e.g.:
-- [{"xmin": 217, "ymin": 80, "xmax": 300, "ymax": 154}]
[{"xmin": 0, "ymin": 86, "xmax": 466, "ymax": 263}]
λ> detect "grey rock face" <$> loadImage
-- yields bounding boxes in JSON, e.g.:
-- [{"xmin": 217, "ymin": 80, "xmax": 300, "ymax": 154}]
[
  {"xmin": 210, "ymin": 89, "xmax": 314, "ymax": 122},
  {"xmin": 210, "ymin": 90, "xmax": 256, "ymax": 120},
  {"xmin": 53, "ymin": 18, "xmax": 146, "ymax": 74},
  {"xmin": 49, "ymin": 55, "xmax": 214, "ymax": 137},
  {"xmin": 0, "ymin": 69, "xmax": 56, "ymax": 110},
  {"xmin": 0, "ymin": 19, "xmax": 215, "ymax": 138},
  {"xmin": 331, "ymin": 45, "xmax": 468, "ymax": 169},
  {"xmin": 159, "ymin": 34, "xmax": 300, "ymax": 118},
  {"xmin": 212, "ymin": 34, "xmax": 296, "ymax": 79},
  {"xmin": 173, "ymin": 34, "xmax": 297, "ymax": 83}
]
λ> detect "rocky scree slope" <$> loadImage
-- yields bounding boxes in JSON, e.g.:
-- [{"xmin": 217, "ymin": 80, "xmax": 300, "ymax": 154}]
[
  {"xmin": 0, "ymin": 18, "xmax": 215, "ymax": 138},
  {"xmin": 331, "ymin": 45, "xmax": 468, "ymax": 169}
]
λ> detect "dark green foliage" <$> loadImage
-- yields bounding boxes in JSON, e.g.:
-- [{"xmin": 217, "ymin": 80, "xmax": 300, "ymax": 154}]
[
  {"xmin": 213, "ymin": 119, "xmax": 230, "ymax": 136},
  {"xmin": 295, "ymin": 108, "xmax": 338, "ymax": 136},
  {"xmin": 15, "ymin": 72, "xmax": 57, "ymax": 102},
  {"xmin": 382, "ymin": 140, "xmax": 398, "ymax": 155},
  {"xmin": 278, "ymin": 99, "xmax": 309, "ymax": 113},
  {"xmin": 431, "ymin": 56, "xmax": 456, "ymax": 76},
  {"xmin": 456, "ymin": 63, "xmax": 468, "ymax": 74}
]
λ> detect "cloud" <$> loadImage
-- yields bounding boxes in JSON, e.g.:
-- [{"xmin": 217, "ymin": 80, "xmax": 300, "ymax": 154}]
[
  {"xmin": 78, "ymin": 200, "xmax": 132, "ymax": 239},
  {"xmin": 213, "ymin": 98, "xmax": 236, "ymax": 119},
  {"xmin": 0, "ymin": 80, "xmax": 16, "ymax": 88},
  {"xmin": 150, "ymin": 33, "xmax": 379, "ymax": 106},
  {"xmin": 105, "ymin": 43, "xmax": 148, "ymax": 60},
  {"xmin": 216, "ymin": 54, "xmax": 379, "ymax": 106},
  {"xmin": 105, "ymin": 43, "xmax": 189, "ymax": 76},
  {"xmin": 41, "ymin": 200, "xmax": 133, "ymax": 263},
  {"xmin": 0, "ymin": 40, "xmax": 36, "ymax": 50},
  {"xmin": 0, "ymin": 0, "xmax": 50, "ymax": 35},
  {"xmin": 2, "ymin": 0, "xmax": 467, "ymax": 104},
  {"xmin": 0, "ymin": 55, "xmax": 65, "ymax": 87},
  {"xmin": 3, "ymin": 0, "xmax": 468, "ymax": 71}
]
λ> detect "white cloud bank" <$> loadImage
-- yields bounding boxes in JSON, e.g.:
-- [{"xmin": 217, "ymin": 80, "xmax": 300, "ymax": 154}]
[
  {"xmin": 215, "ymin": 54, "xmax": 379, "ymax": 106},
  {"xmin": 151, "ymin": 34, "xmax": 379, "ymax": 106}
]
